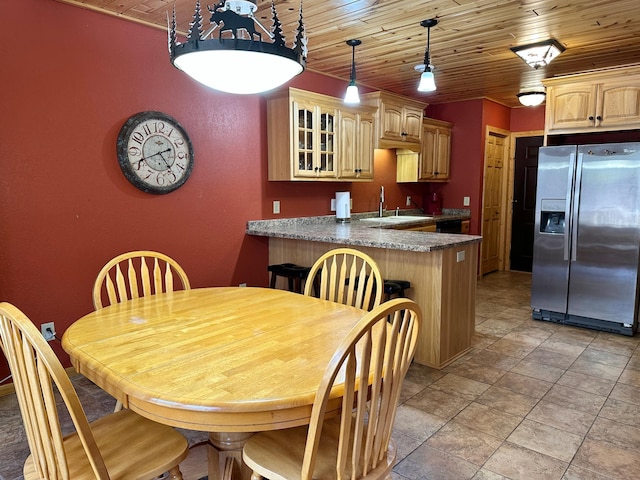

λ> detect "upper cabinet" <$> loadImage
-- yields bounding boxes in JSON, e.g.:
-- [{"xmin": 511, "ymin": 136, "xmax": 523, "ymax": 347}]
[
  {"xmin": 361, "ymin": 91, "xmax": 427, "ymax": 151},
  {"xmin": 396, "ymin": 118, "xmax": 453, "ymax": 183},
  {"xmin": 267, "ymin": 88, "xmax": 376, "ymax": 182},
  {"xmin": 544, "ymin": 65, "xmax": 640, "ymax": 135}
]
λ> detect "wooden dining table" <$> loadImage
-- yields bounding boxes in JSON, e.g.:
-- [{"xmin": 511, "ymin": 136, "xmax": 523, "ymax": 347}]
[{"xmin": 62, "ymin": 287, "xmax": 366, "ymax": 480}]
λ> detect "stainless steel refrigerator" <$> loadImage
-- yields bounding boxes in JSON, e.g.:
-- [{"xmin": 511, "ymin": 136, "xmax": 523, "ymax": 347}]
[{"xmin": 531, "ymin": 142, "xmax": 640, "ymax": 335}]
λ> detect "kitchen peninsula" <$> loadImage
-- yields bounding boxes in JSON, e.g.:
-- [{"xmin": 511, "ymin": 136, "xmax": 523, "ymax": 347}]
[{"xmin": 247, "ymin": 214, "xmax": 482, "ymax": 368}]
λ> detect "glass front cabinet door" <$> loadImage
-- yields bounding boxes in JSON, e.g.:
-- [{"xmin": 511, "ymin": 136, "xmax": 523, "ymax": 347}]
[{"xmin": 293, "ymin": 101, "xmax": 337, "ymax": 178}]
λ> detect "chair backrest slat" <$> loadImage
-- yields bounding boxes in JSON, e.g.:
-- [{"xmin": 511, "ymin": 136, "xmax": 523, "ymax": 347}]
[
  {"xmin": 93, "ymin": 251, "xmax": 190, "ymax": 309},
  {"xmin": 304, "ymin": 248, "xmax": 383, "ymax": 311},
  {"xmin": 0, "ymin": 303, "xmax": 110, "ymax": 479},
  {"xmin": 300, "ymin": 298, "xmax": 421, "ymax": 479}
]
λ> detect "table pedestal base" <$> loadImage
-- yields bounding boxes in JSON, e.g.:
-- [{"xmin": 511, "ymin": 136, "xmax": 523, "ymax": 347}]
[{"xmin": 208, "ymin": 432, "xmax": 254, "ymax": 480}]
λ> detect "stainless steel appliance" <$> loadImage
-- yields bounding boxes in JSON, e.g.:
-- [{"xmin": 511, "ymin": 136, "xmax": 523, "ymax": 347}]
[{"xmin": 531, "ymin": 143, "xmax": 640, "ymax": 335}]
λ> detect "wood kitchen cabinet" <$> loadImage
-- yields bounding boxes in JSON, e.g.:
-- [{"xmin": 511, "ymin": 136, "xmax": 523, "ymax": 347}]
[
  {"xmin": 361, "ymin": 91, "xmax": 427, "ymax": 150},
  {"xmin": 338, "ymin": 107, "xmax": 376, "ymax": 180},
  {"xmin": 267, "ymin": 88, "xmax": 376, "ymax": 181},
  {"xmin": 544, "ymin": 65, "xmax": 640, "ymax": 135},
  {"xmin": 396, "ymin": 118, "xmax": 453, "ymax": 183}
]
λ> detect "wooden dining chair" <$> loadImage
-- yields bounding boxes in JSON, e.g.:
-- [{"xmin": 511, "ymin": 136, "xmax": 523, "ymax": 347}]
[
  {"xmin": 92, "ymin": 250, "xmax": 191, "ymax": 310},
  {"xmin": 242, "ymin": 297, "xmax": 421, "ymax": 480},
  {"xmin": 0, "ymin": 302, "xmax": 189, "ymax": 480},
  {"xmin": 303, "ymin": 247, "xmax": 383, "ymax": 311},
  {"xmin": 93, "ymin": 250, "xmax": 191, "ymax": 412}
]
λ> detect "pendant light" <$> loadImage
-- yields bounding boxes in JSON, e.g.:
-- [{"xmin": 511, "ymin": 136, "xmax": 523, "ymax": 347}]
[
  {"xmin": 169, "ymin": 0, "xmax": 307, "ymax": 95},
  {"xmin": 344, "ymin": 39, "xmax": 362, "ymax": 104},
  {"xmin": 415, "ymin": 19, "xmax": 438, "ymax": 92}
]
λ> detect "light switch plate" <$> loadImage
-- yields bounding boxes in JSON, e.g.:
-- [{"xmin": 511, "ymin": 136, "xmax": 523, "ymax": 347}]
[
  {"xmin": 331, "ymin": 199, "xmax": 336, "ymax": 211},
  {"xmin": 456, "ymin": 251, "xmax": 465, "ymax": 262},
  {"xmin": 273, "ymin": 200, "xmax": 280, "ymax": 214},
  {"xmin": 463, "ymin": 196, "xmax": 470, "ymax": 206}
]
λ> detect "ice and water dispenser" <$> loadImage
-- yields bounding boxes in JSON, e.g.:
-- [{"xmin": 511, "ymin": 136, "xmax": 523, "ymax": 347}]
[{"xmin": 539, "ymin": 199, "xmax": 565, "ymax": 234}]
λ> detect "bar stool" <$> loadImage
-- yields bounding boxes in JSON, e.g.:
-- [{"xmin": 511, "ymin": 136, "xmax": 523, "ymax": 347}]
[
  {"xmin": 267, "ymin": 263, "xmax": 311, "ymax": 294},
  {"xmin": 383, "ymin": 279, "xmax": 411, "ymax": 300}
]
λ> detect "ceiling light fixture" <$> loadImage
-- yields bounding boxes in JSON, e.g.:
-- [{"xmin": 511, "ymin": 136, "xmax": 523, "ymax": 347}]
[
  {"xmin": 415, "ymin": 18, "xmax": 438, "ymax": 93},
  {"xmin": 517, "ymin": 91, "xmax": 546, "ymax": 107},
  {"xmin": 344, "ymin": 39, "xmax": 362, "ymax": 104},
  {"xmin": 510, "ymin": 39, "xmax": 565, "ymax": 69},
  {"xmin": 168, "ymin": 0, "xmax": 307, "ymax": 94}
]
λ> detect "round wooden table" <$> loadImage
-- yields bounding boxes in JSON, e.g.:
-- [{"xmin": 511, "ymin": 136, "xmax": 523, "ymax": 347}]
[{"xmin": 62, "ymin": 287, "xmax": 365, "ymax": 480}]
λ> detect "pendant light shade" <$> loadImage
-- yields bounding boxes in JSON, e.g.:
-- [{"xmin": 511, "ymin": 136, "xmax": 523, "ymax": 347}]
[
  {"xmin": 169, "ymin": 0, "xmax": 307, "ymax": 95},
  {"xmin": 415, "ymin": 18, "xmax": 438, "ymax": 93},
  {"xmin": 344, "ymin": 39, "xmax": 361, "ymax": 104}
]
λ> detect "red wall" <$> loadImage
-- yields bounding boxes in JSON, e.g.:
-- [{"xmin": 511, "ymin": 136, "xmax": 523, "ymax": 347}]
[
  {"xmin": 0, "ymin": 1, "xmax": 544, "ymax": 380},
  {"xmin": 511, "ymin": 105, "xmax": 546, "ymax": 132}
]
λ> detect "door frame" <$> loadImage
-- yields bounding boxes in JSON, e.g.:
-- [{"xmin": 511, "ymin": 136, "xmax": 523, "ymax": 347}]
[{"xmin": 504, "ymin": 130, "xmax": 544, "ymax": 271}]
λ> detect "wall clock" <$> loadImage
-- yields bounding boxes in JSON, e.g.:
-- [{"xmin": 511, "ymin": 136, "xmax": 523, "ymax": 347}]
[{"xmin": 116, "ymin": 111, "xmax": 194, "ymax": 194}]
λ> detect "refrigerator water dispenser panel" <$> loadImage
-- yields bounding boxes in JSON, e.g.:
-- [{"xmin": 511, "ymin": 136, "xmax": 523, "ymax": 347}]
[{"xmin": 541, "ymin": 212, "xmax": 565, "ymax": 234}]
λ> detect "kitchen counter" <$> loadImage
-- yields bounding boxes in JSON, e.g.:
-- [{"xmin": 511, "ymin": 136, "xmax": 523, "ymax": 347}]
[
  {"xmin": 246, "ymin": 211, "xmax": 479, "ymax": 252},
  {"xmin": 247, "ymin": 212, "xmax": 481, "ymax": 369}
]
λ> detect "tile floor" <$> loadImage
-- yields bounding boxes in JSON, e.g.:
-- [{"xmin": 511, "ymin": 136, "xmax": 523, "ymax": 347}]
[{"xmin": 2, "ymin": 271, "xmax": 640, "ymax": 479}]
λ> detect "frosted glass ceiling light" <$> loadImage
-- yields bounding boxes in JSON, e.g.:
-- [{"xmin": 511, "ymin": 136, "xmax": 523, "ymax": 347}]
[
  {"xmin": 344, "ymin": 39, "xmax": 362, "ymax": 104},
  {"xmin": 415, "ymin": 18, "xmax": 438, "ymax": 93},
  {"xmin": 511, "ymin": 39, "xmax": 565, "ymax": 69},
  {"xmin": 169, "ymin": 0, "xmax": 307, "ymax": 94},
  {"xmin": 517, "ymin": 91, "xmax": 546, "ymax": 106}
]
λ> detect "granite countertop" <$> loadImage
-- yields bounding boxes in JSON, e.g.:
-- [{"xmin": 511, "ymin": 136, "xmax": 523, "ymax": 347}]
[{"xmin": 246, "ymin": 210, "xmax": 481, "ymax": 253}]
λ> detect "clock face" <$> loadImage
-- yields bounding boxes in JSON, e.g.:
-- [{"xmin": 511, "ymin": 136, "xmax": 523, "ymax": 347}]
[{"xmin": 116, "ymin": 111, "xmax": 194, "ymax": 194}]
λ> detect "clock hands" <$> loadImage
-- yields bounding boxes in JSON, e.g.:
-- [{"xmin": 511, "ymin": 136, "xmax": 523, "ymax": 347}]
[{"xmin": 133, "ymin": 148, "xmax": 172, "ymax": 170}]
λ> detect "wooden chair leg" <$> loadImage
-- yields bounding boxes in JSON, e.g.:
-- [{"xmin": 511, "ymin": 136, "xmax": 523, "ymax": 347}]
[
  {"xmin": 168, "ymin": 466, "xmax": 184, "ymax": 480},
  {"xmin": 114, "ymin": 399, "xmax": 123, "ymax": 412}
]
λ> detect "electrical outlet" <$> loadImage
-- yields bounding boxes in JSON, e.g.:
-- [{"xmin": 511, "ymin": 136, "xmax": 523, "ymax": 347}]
[
  {"xmin": 40, "ymin": 322, "xmax": 56, "ymax": 342},
  {"xmin": 331, "ymin": 198, "xmax": 336, "ymax": 211},
  {"xmin": 406, "ymin": 196, "xmax": 412, "ymax": 206},
  {"xmin": 463, "ymin": 196, "xmax": 470, "ymax": 206},
  {"xmin": 456, "ymin": 251, "xmax": 465, "ymax": 262},
  {"xmin": 273, "ymin": 200, "xmax": 280, "ymax": 214},
  {"xmin": 239, "ymin": 283, "xmax": 247, "ymax": 287}
]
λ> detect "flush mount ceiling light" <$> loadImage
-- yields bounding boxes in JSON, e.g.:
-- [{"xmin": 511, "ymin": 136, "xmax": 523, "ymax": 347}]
[
  {"xmin": 168, "ymin": 0, "xmax": 307, "ymax": 94},
  {"xmin": 510, "ymin": 39, "xmax": 565, "ymax": 69},
  {"xmin": 415, "ymin": 18, "xmax": 438, "ymax": 93},
  {"xmin": 344, "ymin": 39, "xmax": 361, "ymax": 104},
  {"xmin": 517, "ymin": 91, "xmax": 546, "ymax": 107}
]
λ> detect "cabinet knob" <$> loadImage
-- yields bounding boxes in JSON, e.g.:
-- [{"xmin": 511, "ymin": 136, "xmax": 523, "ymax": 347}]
[
  {"xmin": 596, "ymin": 115, "xmax": 602, "ymax": 121},
  {"xmin": 588, "ymin": 116, "xmax": 594, "ymax": 121},
  {"xmin": 401, "ymin": 132, "xmax": 407, "ymax": 137}
]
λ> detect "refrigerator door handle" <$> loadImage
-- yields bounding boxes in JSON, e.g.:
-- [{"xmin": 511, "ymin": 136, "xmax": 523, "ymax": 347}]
[
  {"xmin": 571, "ymin": 152, "xmax": 584, "ymax": 262},
  {"xmin": 564, "ymin": 153, "xmax": 576, "ymax": 261}
]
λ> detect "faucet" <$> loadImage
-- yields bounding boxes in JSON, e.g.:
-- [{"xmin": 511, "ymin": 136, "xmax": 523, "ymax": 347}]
[{"xmin": 379, "ymin": 186, "xmax": 385, "ymax": 217}]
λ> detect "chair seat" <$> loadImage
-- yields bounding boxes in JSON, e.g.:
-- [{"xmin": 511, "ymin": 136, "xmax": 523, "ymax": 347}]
[{"xmin": 23, "ymin": 409, "xmax": 189, "ymax": 480}]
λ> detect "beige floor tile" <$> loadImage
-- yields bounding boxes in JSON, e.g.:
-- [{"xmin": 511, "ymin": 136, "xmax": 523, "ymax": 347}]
[
  {"xmin": 573, "ymin": 438, "xmax": 640, "ymax": 479},
  {"xmin": 557, "ymin": 370, "xmax": 616, "ymax": 396},
  {"xmin": 543, "ymin": 384, "xmax": 607, "ymax": 415},
  {"xmin": 598, "ymin": 398, "xmax": 640, "ymax": 428},
  {"xmin": 453, "ymin": 402, "xmax": 522, "ymax": 440},
  {"xmin": 511, "ymin": 358, "xmax": 565, "ymax": 383},
  {"xmin": 475, "ymin": 386, "xmax": 538, "ymax": 417},
  {"xmin": 405, "ymin": 386, "xmax": 472, "ymax": 421},
  {"xmin": 609, "ymin": 382, "xmax": 640, "ymax": 406},
  {"xmin": 589, "ymin": 335, "xmax": 639, "ymax": 357},
  {"xmin": 393, "ymin": 404, "xmax": 448, "ymax": 441},
  {"xmin": 430, "ymin": 373, "xmax": 492, "ymax": 398},
  {"xmin": 486, "ymin": 337, "xmax": 538, "ymax": 359},
  {"xmin": 507, "ymin": 419, "xmax": 583, "ymax": 462},
  {"xmin": 494, "ymin": 372, "xmax": 553, "ymax": 399},
  {"xmin": 445, "ymin": 361, "xmax": 507, "ymax": 385},
  {"xmin": 483, "ymin": 442, "xmax": 569, "ymax": 480},
  {"xmin": 525, "ymin": 346, "xmax": 577, "ymax": 370},
  {"xmin": 537, "ymin": 338, "xmax": 586, "ymax": 358},
  {"xmin": 526, "ymin": 400, "xmax": 596, "ymax": 436},
  {"xmin": 579, "ymin": 347, "xmax": 632, "ymax": 368},
  {"xmin": 618, "ymin": 367, "xmax": 640, "ymax": 388},
  {"xmin": 475, "ymin": 318, "xmax": 520, "ymax": 337},
  {"xmin": 550, "ymin": 327, "xmax": 598, "ymax": 347},
  {"xmin": 394, "ymin": 443, "xmax": 479, "ymax": 480},
  {"xmin": 587, "ymin": 417, "xmax": 640, "ymax": 451},
  {"xmin": 466, "ymin": 349, "xmax": 521, "ymax": 371},
  {"xmin": 562, "ymin": 464, "xmax": 616, "ymax": 480},
  {"xmin": 471, "ymin": 468, "xmax": 510, "ymax": 479},
  {"xmin": 426, "ymin": 421, "xmax": 503, "ymax": 466},
  {"xmin": 569, "ymin": 357, "xmax": 624, "ymax": 381}
]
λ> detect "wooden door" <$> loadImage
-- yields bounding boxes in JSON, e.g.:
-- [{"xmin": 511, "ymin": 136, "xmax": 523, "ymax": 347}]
[
  {"xmin": 510, "ymin": 136, "xmax": 543, "ymax": 272},
  {"xmin": 481, "ymin": 131, "xmax": 507, "ymax": 275}
]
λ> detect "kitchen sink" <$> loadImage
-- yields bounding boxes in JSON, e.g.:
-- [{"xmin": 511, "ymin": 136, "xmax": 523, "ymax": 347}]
[{"xmin": 359, "ymin": 215, "xmax": 433, "ymax": 223}]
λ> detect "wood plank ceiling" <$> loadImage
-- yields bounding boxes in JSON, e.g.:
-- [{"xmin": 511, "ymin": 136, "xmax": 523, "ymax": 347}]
[{"xmin": 56, "ymin": 0, "xmax": 640, "ymax": 108}]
